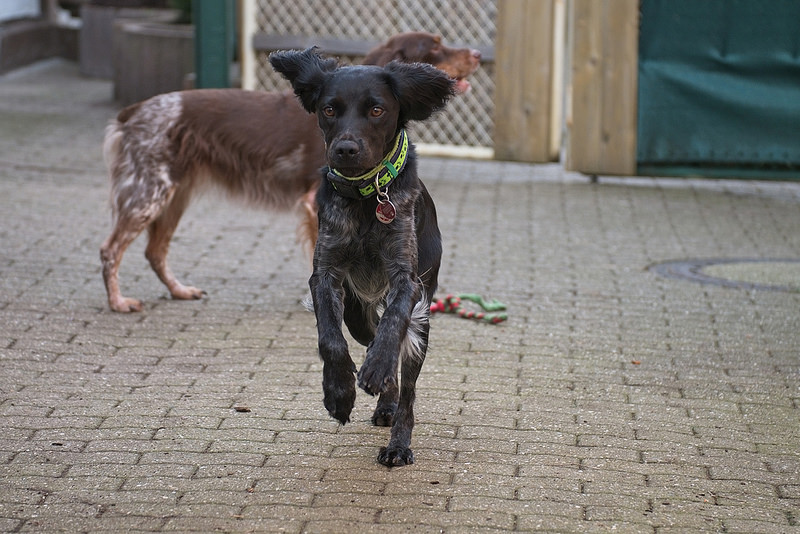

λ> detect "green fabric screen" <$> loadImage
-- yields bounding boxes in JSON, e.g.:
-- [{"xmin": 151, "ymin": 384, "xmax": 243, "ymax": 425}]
[{"xmin": 637, "ymin": 0, "xmax": 800, "ymax": 175}]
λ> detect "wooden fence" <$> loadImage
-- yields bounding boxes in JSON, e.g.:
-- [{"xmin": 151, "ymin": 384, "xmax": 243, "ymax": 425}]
[{"xmin": 239, "ymin": 0, "xmax": 640, "ymax": 173}]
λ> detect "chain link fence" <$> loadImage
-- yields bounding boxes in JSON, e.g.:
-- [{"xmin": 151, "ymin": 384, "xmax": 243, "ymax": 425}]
[{"xmin": 245, "ymin": 0, "xmax": 497, "ymax": 152}]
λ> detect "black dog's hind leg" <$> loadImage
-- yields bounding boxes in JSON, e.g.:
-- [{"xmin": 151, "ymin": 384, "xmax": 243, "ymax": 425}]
[
  {"xmin": 373, "ymin": 383, "xmax": 399, "ymax": 427},
  {"xmin": 378, "ymin": 312, "xmax": 430, "ymax": 466},
  {"xmin": 310, "ymin": 271, "xmax": 357, "ymax": 424},
  {"xmin": 342, "ymin": 291, "xmax": 399, "ymax": 427},
  {"xmin": 357, "ymin": 273, "xmax": 419, "ymax": 397}
]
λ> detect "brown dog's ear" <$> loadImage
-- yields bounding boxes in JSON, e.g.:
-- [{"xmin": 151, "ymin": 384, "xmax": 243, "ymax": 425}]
[
  {"xmin": 383, "ymin": 61, "xmax": 456, "ymax": 124},
  {"xmin": 269, "ymin": 47, "xmax": 338, "ymax": 113}
]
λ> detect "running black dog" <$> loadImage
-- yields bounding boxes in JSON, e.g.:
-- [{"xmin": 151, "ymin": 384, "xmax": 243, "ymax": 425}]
[{"xmin": 270, "ymin": 48, "xmax": 454, "ymax": 466}]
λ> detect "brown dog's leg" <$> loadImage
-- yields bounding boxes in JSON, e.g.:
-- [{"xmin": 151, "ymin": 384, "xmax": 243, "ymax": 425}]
[
  {"xmin": 298, "ymin": 186, "xmax": 319, "ymax": 260},
  {"xmin": 100, "ymin": 217, "xmax": 149, "ymax": 313},
  {"xmin": 144, "ymin": 187, "xmax": 204, "ymax": 301},
  {"xmin": 100, "ymin": 181, "xmax": 178, "ymax": 312}
]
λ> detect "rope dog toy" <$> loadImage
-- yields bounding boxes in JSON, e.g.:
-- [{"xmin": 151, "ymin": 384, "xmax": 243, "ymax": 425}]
[{"xmin": 430, "ymin": 293, "xmax": 508, "ymax": 324}]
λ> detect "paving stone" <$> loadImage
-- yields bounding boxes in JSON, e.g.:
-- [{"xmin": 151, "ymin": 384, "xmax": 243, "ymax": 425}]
[{"xmin": 1, "ymin": 59, "xmax": 799, "ymax": 532}]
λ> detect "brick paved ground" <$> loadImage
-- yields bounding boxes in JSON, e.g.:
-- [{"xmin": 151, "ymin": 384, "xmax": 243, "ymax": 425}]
[{"xmin": 0, "ymin": 59, "xmax": 799, "ymax": 533}]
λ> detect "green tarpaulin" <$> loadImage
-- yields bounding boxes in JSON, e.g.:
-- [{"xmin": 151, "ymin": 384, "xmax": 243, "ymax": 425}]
[{"xmin": 637, "ymin": 0, "xmax": 800, "ymax": 176}]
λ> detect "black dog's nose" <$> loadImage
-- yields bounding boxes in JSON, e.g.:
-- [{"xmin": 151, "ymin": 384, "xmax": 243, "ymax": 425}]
[{"xmin": 335, "ymin": 140, "xmax": 360, "ymax": 158}]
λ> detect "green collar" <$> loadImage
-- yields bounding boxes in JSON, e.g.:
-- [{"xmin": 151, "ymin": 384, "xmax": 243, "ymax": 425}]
[{"xmin": 326, "ymin": 130, "xmax": 409, "ymax": 199}]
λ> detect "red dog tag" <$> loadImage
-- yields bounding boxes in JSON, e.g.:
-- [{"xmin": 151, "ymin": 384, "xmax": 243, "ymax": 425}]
[{"xmin": 376, "ymin": 200, "xmax": 396, "ymax": 224}]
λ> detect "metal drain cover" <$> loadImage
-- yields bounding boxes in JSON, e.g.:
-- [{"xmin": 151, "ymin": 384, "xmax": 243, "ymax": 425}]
[{"xmin": 649, "ymin": 258, "xmax": 800, "ymax": 292}]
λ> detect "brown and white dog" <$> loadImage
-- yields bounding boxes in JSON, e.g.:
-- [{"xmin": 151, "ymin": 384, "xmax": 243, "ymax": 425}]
[{"xmin": 100, "ymin": 32, "xmax": 480, "ymax": 312}]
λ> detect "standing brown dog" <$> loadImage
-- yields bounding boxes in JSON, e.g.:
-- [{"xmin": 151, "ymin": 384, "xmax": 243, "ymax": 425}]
[{"xmin": 100, "ymin": 32, "xmax": 480, "ymax": 312}]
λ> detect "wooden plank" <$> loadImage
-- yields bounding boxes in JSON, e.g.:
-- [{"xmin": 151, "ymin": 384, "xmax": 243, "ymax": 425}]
[
  {"xmin": 565, "ymin": 0, "xmax": 638, "ymax": 175},
  {"xmin": 493, "ymin": 0, "xmax": 556, "ymax": 163},
  {"xmin": 112, "ymin": 19, "xmax": 194, "ymax": 105},
  {"xmin": 549, "ymin": 0, "xmax": 567, "ymax": 160},
  {"xmin": 240, "ymin": 0, "xmax": 258, "ymax": 90},
  {"xmin": 80, "ymin": 5, "xmax": 116, "ymax": 78},
  {"xmin": 602, "ymin": 0, "xmax": 638, "ymax": 174},
  {"xmin": 566, "ymin": 0, "xmax": 602, "ymax": 171}
]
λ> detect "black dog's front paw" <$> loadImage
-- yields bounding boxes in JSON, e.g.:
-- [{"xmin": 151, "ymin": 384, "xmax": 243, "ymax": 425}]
[
  {"xmin": 322, "ymin": 361, "xmax": 356, "ymax": 424},
  {"xmin": 371, "ymin": 403, "xmax": 397, "ymax": 427},
  {"xmin": 378, "ymin": 446, "xmax": 415, "ymax": 467},
  {"xmin": 357, "ymin": 350, "xmax": 396, "ymax": 397}
]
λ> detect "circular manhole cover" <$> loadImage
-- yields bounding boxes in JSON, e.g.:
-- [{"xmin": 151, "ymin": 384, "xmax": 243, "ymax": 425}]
[{"xmin": 648, "ymin": 258, "xmax": 800, "ymax": 292}]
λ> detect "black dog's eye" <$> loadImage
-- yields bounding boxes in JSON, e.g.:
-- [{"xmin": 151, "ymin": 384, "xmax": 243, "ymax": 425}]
[
  {"xmin": 322, "ymin": 106, "xmax": 335, "ymax": 117},
  {"xmin": 370, "ymin": 107, "xmax": 384, "ymax": 118}
]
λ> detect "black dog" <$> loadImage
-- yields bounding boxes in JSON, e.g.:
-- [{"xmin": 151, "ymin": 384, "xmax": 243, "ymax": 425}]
[{"xmin": 270, "ymin": 48, "xmax": 453, "ymax": 466}]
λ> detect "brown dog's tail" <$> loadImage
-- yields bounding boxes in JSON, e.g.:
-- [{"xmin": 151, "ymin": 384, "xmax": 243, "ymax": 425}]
[
  {"xmin": 102, "ymin": 121, "xmax": 123, "ymax": 175},
  {"xmin": 296, "ymin": 187, "xmax": 319, "ymax": 261},
  {"xmin": 102, "ymin": 121, "xmax": 125, "ymax": 220},
  {"xmin": 103, "ymin": 101, "xmax": 142, "ymax": 176}
]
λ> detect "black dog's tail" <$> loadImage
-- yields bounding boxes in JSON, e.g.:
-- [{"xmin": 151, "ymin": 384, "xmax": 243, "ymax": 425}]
[{"xmin": 401, "ymin": 296, "xmax": 431, "ymax": 363}]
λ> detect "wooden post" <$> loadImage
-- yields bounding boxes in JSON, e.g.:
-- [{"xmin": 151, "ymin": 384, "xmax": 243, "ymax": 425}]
[
  {"xmin": 494, "ymin": 0, "xmax": 557, "ymax": 162},
  {"xmin": 565, "ymin": 0, "xmax": 638, "ymax": 175},
  {"xmin": 239, "ymin": 0, "xmax": 257, "ymax": 91}
]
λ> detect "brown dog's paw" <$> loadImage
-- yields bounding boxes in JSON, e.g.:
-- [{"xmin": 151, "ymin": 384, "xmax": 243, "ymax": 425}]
[
  {"xmin": 170, "ymin": 284, "xmax": 206, "ymax": 300},
  {"xmin": 378, "ymin": 446, "xmax": 415, "ymax": 467},
  {"xmin": 110, "ymin": 297, "xmax": 144, "ymax": 313}
]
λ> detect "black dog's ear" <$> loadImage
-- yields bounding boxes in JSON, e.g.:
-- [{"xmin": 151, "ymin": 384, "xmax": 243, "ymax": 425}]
[
  {"xmin": 383, "ymin": 61, "xmax": 456, "ymax": 123},
  {"xmin": 269, "ymin": 47, "xmax": 338, "ymax": 113}
]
